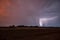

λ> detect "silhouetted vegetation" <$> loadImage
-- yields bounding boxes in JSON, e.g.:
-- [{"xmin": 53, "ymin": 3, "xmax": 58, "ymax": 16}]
[
  {"xmin": 17, "ymin": 25, "xmax": 25, "ymax": 27},
  {"xmin": 16, "ymin": 25, "xmax": 39, "ymax": 28},
  {"xmin": 9, "ymin": 25, "xmax": 15, "ymax": 28},
  {"xmin": 0, "ymin": 24, "xmax": 56, "ymax": 28}
]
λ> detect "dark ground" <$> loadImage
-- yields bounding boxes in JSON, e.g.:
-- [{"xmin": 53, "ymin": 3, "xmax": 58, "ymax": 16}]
[{"xmin": 0, "ymin": 27, "xmax": 60, "ymax": 40}]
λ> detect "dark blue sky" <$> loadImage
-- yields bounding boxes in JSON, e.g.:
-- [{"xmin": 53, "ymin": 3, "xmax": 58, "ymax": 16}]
[{"xmin": 0, "ymin": 0, "xmax": 60, "ymax": 26}]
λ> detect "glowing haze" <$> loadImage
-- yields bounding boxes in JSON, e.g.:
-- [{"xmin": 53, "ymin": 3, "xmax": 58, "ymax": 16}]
[
  {"xmin": 0, "ymin": 0, "xmax": 60, "ymax": 27},
  {"xmin": 39, "ymin": 16, "xmax": 58, "ymax": 26}
]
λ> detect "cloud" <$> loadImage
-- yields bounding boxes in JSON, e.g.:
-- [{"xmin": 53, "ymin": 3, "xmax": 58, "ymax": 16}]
[{"xmin": 0, "ymin": 0, "xmax": 60, "ymax": 26}]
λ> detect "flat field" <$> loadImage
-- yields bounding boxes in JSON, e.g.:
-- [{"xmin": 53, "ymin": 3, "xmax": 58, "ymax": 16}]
[{"xmin": 0, "ymin": 27, "xmax": 60, "ymax": 40}]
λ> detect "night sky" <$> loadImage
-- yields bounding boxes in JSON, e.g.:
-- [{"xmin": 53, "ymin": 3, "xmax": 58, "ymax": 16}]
[{"xmin": 0, "ymin": 0, "xmax": 60, "ymax": 27}]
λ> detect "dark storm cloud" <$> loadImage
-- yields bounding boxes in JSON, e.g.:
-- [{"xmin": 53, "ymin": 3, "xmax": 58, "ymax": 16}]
[{"xmin": 0, "ymin": 0, "xmax": 60, "ymax": 26}]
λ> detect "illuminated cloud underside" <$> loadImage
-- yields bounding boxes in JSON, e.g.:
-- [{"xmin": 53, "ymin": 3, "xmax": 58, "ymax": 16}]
[
  {"xmin": 0, "ymin": 0, "xmax": 60, "ymax": 26},
  {"xmin": 39, "ymin": 16, "xmax": 58, "ymax": 26}
]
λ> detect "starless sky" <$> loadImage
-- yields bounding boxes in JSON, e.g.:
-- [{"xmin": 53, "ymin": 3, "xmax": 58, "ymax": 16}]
[{"xmin": 0, "ymin": 0, "xmax": 60, "ymax": 26}]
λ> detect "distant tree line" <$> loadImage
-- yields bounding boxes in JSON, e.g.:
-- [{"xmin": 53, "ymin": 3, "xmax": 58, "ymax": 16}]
[{"xmin": 9, "ymin": 25, "xmax": 40, "ymax": 28}]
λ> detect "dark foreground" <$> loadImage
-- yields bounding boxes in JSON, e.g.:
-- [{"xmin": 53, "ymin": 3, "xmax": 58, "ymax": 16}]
[{"xmin": 0, "ymin": 27, "xmax": 60, "ymax": 40}]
